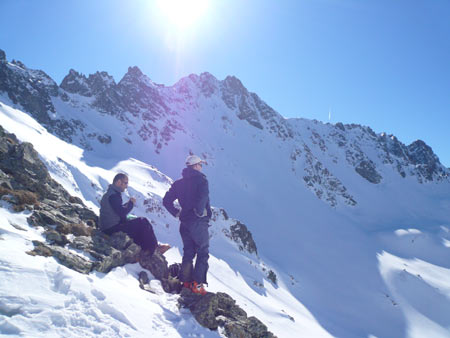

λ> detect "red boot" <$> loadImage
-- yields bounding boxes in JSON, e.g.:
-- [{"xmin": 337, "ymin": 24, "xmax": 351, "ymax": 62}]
[
  {"xmin": 183, "ymin": 282, "xmax": 191, "ymax": 289},
  {"xmin": 191, "ymin": 281, "xmax": 207, "ymax": 296}
]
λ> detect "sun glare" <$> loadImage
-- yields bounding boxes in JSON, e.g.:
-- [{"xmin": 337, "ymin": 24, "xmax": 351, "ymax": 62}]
[{"xmin": 157, "ymin": 0, "xmax": 209, "ymax": 31}]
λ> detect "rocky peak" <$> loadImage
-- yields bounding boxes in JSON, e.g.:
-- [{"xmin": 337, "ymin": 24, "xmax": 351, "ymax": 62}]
[
  {"xmin": 175, "ymin": 72, "xmax": 220, "ymax": 97},
  {"xmin": 379, "ymin": 133, "xmax": 409, "ymax": 160},
  {"xmin": 86, "ymin": 71, "xmax": 116, "ymax": 95},
  {"xmin": 199, "ymin": 72, "xmax": 219, "ymax": 97},
  {"xmin": 200, "ymin": 71, "xmax": 217, "ymax": 82},
  {"xmin": 222, "ymin": 75, "xmax": 248, "ymax": 97},
  {"xmin": 116, "ymin": 66, "xmax": 169, "ymax": 121},
  {"xmin": 119, "ymin": 66, "xmax": 155, "ymax": 89},
  {"xmin": 220, "ymin": 75, "xmax": 263, "ymax": 129},
  {"xmin": 11, "ymin": 59, "xmax": 26, "ymax": 69},
  {"xmin": 172, "ymin": 74, "xmax": 198, "ymax": 96},
  {"xmin": 0, "ymin": 57, "xmax": 57, "ymax": 125},
  {"xmin": 0, "ymin": 49, "xmax": 6, "ymax": 63},
  {"xmin": 406, "ymin": 140, "xmax": 444, "ymax": 181},
  {"xmin": 61, "ymin": 69, "xmax": 121, "ymax": 114},
  {"xmin": 220, "ymin": 75, "xmax": 292, "ymax": 138},
  {"xmin": 407, "ymin": 140, "xmax": 439, "ymax": 165},
  {"xmin": 126, "ymin": 65, "xmax": 144, "ymax": 77},
  {"xmin": 60, "ymin": 69, "xmax": 91, "ymax": 96}
]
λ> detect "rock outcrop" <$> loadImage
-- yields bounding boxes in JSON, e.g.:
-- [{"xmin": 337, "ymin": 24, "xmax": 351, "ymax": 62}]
[
  {"xmin": 223, "ymin": 221, "xmax": 258, "ymax": 255},
  {"xmin": 179, "ymin": 289, "xmax": 275, "ymax": 337}
]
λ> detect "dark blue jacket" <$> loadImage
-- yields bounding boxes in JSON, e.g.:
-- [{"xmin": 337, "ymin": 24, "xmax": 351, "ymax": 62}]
[{"xmin": 163, "ymin": 167, "xmax": 212, "ymax": 222}]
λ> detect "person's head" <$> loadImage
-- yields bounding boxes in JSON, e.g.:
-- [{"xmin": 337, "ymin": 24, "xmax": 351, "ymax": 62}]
[
  {"xmin": 185, "ymin": 155, "xmax": 205, "ymax": 172},
  {"xmin": 113, "ymin": 173, "xmax": 128, "ymax": 192}
]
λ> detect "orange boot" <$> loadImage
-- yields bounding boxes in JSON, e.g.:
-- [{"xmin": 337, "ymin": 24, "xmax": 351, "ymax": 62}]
[{"xmin": 191, "ymin": 281, "xmax": 207, "ymax": 296}]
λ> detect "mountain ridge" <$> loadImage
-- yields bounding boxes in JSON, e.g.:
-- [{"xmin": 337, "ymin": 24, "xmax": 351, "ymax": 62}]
[{"xmin": 0, "ymin": 47, "xmax": 447, "ymax": 191}]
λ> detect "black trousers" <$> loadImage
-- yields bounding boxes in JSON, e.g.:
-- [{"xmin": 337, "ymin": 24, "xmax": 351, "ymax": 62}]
[{"xmin": 104, "ymin": 217, "xmax": 158, "ymax": 254}]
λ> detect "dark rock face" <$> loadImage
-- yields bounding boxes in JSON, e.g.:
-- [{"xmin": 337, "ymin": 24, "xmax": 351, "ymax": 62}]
[
  {"xmin": 60, "ymin": 70, "xmax": 117, "ymax": 97},
  {"xmin": 199, "ymin": 72, "xmax": 219, "ymax": 97},
  {"xmin": 178, "ymin": 289, "xmax": 276, "ymax": 337},
  {"xmin": 355, "ymin": 160, "xmax": 382, "ymax": 184},
  {"xmin": 0, "ymin": 56, "xmax": 86, "ymax": 143},
  {"xmin": 301, "ymin": 144, "xmax": 357, "ymax": 207},
  {"xmin": 221, "ymin": 76, "xmax": 264, "ymax": 130},
  {"xmin": 60, "ymin": 69, "xmax": 92, "ymax": 96},
  {"xmin": 407, "ymin": 140, "xmax": 445, "ymax": 181},
  {"xmin": 376, "ymin": 133, "xmax": 448, "ymax": 182},
  {"xmin": 267, "ymin": 270, "xmax": 277, "ymax": 285},
  {"xmin": 224, "ymin": 221, "xmax": 258, "ymax": 255},
  {"xmin": 0, "ymin": 58, "xmax": 57, "ymax": 125},
  {"xmin": 0, "ymin": 125, "xmax": 75, "ymax": 202},
  {"xmin": 220, "ymin": 76, "xmax": 292, "ymax": 139},
  {"xmin": 118, "ymin": 66, "xmax": 169, "ymax": 120},
  {"xmin": 0, "ymin": 49, "xmax": 6, "ymax": 62}
]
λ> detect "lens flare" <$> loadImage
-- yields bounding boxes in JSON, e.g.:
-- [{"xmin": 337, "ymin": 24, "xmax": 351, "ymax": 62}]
[{"xmin": 157, "ymin": 0, "xmax": 209, "ymax": 31}]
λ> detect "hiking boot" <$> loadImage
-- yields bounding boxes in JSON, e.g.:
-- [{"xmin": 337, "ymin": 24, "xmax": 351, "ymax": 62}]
[
  {"xmin": 191, "ymin": 281, "xmax": 207, "ymax": 296},
  {"xmin": 183, "ymin": 282, "xmax": 192, "ymax": 289},
  {"xmin": 157, "ymin": 244, "xmax": 171, "ymax": 255}
]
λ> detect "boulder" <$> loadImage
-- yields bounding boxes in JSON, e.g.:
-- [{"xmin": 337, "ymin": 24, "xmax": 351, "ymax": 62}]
[{"xmin": 178, "ymin": 289, "xmax": 276, "ymax": 337}]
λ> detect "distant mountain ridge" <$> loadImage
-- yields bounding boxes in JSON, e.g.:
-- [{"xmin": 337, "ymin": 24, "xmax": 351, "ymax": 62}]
[{"xmin": 0, "ymin": 47, "xmax": 448, "ymax": 210}]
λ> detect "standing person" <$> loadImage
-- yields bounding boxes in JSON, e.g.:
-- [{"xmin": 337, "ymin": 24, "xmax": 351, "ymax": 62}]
[
  {"xmin": 99, "ymin": 173, "xmax": 170, "ymax": 255},
  {"xmin": 163, "ymin": 155, "xmax": 212, "ymax": 295}
]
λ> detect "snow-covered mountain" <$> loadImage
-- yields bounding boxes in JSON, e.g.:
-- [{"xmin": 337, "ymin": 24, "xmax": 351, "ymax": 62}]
[{"xmin": 1, "ymin": 48, "xmax": 450, "ymax": 337}]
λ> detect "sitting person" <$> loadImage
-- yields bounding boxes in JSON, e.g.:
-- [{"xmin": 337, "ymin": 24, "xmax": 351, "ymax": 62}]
[{"xmin": 99, "ymin": 173, "xmax": 170, "ymax": 255}]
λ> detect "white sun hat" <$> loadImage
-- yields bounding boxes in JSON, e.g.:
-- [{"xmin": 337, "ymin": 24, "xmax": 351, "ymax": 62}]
[{"xmin": 185, "ymin": 155, "xmax": 206, "ymax": 166}]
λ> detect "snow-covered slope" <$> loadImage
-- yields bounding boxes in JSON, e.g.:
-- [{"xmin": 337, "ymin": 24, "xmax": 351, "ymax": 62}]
[{"xmin": 1, "ymin": 49, "xmax": 450, "ymax": 337}]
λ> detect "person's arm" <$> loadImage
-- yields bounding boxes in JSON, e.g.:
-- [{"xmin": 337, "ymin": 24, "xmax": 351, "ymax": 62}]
[
  {"xmin": 163, "ymin": 183, "xmax": 181, "ymax": 218},
  {"xmin": 109, "ymin": 193, "xmax": 133, "ymax": 223}
]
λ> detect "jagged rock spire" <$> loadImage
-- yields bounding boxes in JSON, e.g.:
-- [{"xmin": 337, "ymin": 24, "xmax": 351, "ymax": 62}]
[
  {"xmin": 60, "ymin": 69, "xmax": 91, "ymax": 96},
  {"xmin": 0, "ymin": 49, "xmax": 6, "ymax": 62}
]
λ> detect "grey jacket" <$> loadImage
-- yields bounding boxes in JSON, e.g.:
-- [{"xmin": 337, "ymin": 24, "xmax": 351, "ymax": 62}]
[{"xmin": 99, "ymin": 184, "xmax": 133, "ymax": 231}]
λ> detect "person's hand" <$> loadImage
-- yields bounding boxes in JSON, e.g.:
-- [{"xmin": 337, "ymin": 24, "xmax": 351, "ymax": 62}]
[{"xmin": 129, "ymin": 197, "xmax": 136, "ymax": 205}]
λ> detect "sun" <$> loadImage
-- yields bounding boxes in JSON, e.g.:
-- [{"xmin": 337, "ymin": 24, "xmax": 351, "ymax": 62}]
[{"xmin": 157, "ymin": 0, "xmax": 209, "ymax": 31}]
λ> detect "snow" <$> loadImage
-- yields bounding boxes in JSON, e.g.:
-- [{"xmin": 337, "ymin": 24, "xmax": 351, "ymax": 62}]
[
  {"xmin": 0, "ymin": 206, "xmax": 219, "ymax": 337},
  {"xmin": 1, "ymin": 79, "xmax": 450, "ymax": 337}
]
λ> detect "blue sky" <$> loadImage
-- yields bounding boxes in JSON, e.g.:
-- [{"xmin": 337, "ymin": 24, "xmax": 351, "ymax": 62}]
[{"xmin": 1, "ymin": 0, "xmax": 449, "ymax": 166}]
